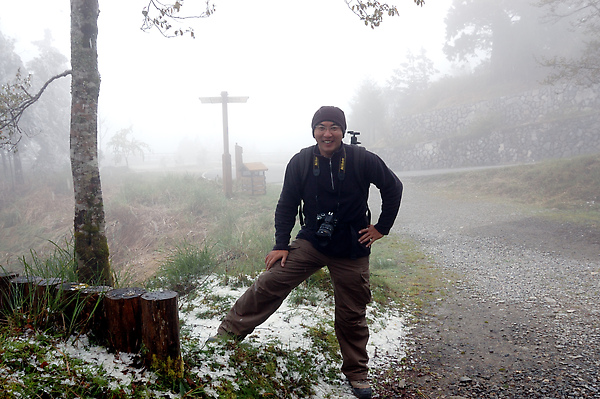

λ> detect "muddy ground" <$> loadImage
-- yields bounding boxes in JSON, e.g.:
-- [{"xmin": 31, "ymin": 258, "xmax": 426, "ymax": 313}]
[{"xmin": 376, "ymin": 177, "xmax": 600, "ymax": 399}]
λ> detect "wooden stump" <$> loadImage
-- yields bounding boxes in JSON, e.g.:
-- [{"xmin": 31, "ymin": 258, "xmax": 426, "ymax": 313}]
[
  {"xmin": 10, "ymin": 276, "xmax": 42, "ymax": 311},
  {"xmin": 80, "ymin": 285, "xmax": 112, "ymax": 342},
  {"xmin": 55, "ymin": 282, "xmax": 87, "ymax": 332},
  {"xmin": 104, "ymin": 287, "xmax": 146, "ymax": 353},
  {"xmin": 0, "ymin": 272, "xmax": 19, "ymax": 318},
  {"xmin": 35, "ymin": 278, "xmax": 66, "ymax": 310},
  {"xmin": 141, "ymin": 290, "xmax": 183, "ymax": 378}
]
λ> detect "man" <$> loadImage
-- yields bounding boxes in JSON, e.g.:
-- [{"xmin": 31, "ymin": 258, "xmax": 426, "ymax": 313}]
[{"xmin": 214, "ymin": 106, "xmax": 403, "ymax": 399}]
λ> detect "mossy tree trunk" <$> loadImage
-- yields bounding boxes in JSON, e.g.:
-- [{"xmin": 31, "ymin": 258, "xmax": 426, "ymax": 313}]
[{"xmin": 70, "ymin": 0, "xmax": 113, "ymax": 286}]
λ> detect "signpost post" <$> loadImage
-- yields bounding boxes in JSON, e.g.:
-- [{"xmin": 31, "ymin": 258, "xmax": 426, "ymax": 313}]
[{"xmin": 199, "ymin": 91, "xmax": 248, "ymax": 198}]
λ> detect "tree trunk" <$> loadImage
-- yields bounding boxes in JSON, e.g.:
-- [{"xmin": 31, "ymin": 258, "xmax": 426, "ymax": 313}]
[
  {"xmin": 141, "ymin": 291, "xmax": 183, "ymax": 378},
  {"xmin": 70, "ymin": 0, "xmax": 112, "ymax": 285},
  {"xmin": 104, "ymin": 287, "xmax": 146, "ymax": 353}
]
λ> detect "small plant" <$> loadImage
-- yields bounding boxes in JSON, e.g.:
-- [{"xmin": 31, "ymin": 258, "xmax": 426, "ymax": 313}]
[
  {"xmin": 145, "ymin": 241, "xmax": 216, "ymax": 296},
  {"xmin": 193, "ymin": 292, "xmax": 235, "ymax": 319},
  {"xmin": 288, "ymin": 269, "xmax": 334, "ymax": 306},
  {"xmin": 305, "ymin": 321, "xmax": 341, "ymax": 363}
]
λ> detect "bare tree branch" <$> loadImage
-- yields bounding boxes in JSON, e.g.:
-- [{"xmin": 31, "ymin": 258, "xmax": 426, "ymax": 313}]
[
  {"xmin": 1, "ymin": 69, "xmax": 72, "ymax": 134},
  {"xmin": 536, "ymin": 0, "xmax": 600, "ymax": 84},
  {"xmin": 140, "ymin": 0, "xmax": 215, "ymax": 38},
  {"xmin": 346, "ymin": 0, "xmax": 425, "ymax": 29},
  {"xmin": 140, "ymin": 0, "xmax": 425, "ymax": 37}
]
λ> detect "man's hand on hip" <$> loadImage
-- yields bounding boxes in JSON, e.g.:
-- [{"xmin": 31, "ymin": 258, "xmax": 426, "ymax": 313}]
[
  {"xmin": 265, "ymin": 250, "xmax": 289, "ymax": 270},
  {"xmin": 358, "ymin": 225, "xmax": 383, "ymax": 248}
]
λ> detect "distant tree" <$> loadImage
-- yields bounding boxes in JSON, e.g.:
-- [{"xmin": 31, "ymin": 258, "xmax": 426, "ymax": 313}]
[
  {"xmin": 349, "ymin": 79, "xmax": 387, "ymax": 146},
  {"xmin": 0, "ymin": 71, "xmax": 30, "ymax": 149},
  {"xmin": 389, "ymin": 48, "xmax": 438, "ymax": 98},
  {"xmin": 537, "ymin": 0, "xmax": 600, "ymax": 85},
  {"xmin": 0, "ymin": 71, "xmax": 31, "ymax": 186},
  {"xmin": 107, "ymin": 126, "xmax": 151, "ymax": 167},
  {"xmin": 24, "ymin": 30, "xmax": 71, "ymax": 172},
  {"xmin": 0, "ymin": 29, "xmax": 23, "ymax": 84},
  {"xmin": 444, "ymin": 0, "xmax": 552, "ymax": 82},
  {"xmin": 0, "ymin": 30, "xmax": 27, "ymax": 186}
]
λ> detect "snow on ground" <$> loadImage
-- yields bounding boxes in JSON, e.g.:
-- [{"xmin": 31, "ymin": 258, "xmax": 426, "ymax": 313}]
[
  {"xmin": 183, "ymin": 277, "xmax": 412, "ymax": 398},
  {"xmin": 55, "ymin": 276, "xmax": 411, "ymax": 398}
]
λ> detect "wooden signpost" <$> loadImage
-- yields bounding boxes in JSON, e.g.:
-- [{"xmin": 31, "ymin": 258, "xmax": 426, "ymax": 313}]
[{"xmin": 199, "ymin": 91, "xmax": 249, "ymax": 198}]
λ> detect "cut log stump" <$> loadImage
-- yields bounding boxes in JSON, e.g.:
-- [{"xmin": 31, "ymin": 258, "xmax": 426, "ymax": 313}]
[
  {"xmin": 55, "ymin": 282, "xmax": 88, "ymax": 332},
  {"xmin": 10, "ymin": 276, "xmax": 42, "ymax": 311},
  {"xmin": 104, "ymin": 287, "xmax": 147, "ymax": 353},
  {"xmin": 0, "ymin": 272, "xmax": 19, "ymax": 318},
  {"xmin": 80, "ymin": 285, "xmax": 112, "ymax": 342},
  {"xmin": 35, "ymin": 278, "xmax": 66, "ymax": 310},
  {"xmin": 141, "ymin": 290, "xmax": 183, "ymax": 378}
]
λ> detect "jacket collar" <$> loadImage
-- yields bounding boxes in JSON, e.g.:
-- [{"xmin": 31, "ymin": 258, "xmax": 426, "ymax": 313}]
[{"xmin": 312, "ymin": 142, "xmax": 345, "ymax": 159}]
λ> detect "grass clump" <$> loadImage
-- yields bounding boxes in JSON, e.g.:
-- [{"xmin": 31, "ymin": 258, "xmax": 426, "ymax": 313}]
[
  {"xmin": 370, "ymin": 235, "xmax": 450, "ymax": 310},
  {"xmin": 145, "ymin": 241, "xmax": 216, "ymax": 296}
]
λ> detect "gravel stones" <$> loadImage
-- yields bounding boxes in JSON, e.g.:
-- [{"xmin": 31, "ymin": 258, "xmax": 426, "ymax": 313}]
[{"xmin": 385, "ymin": 177, "xmax": 600, "ymax": 398}]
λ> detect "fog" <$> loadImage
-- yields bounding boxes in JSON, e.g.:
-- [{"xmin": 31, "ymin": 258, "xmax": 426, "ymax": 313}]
[{"xmin": 1, "ymin": 0, "xmax": 451, "ymax": 170}]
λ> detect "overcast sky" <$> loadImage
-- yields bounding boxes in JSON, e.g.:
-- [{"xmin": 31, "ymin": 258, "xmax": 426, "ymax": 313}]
[{"xmin": 0, "ymin": 0, "xmax": 452, "ymax": 163}]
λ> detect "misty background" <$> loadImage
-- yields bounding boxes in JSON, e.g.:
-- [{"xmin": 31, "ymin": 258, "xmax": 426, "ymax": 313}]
[{"xmin": 1, "ymin": 0, "xmax": 597, "ymax": 184}]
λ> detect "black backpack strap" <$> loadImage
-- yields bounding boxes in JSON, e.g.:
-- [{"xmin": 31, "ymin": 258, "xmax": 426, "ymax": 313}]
[
  {"xmin": 297, "ymin": 146, "xmax": 314, "ymax": 226},
  {"xmin": 352, "ymin": 145, "xmax": 371, "ymax": 225},
  {"xmin": 297, "ymin": 145, "xmax": 370, "ymax": 226}
]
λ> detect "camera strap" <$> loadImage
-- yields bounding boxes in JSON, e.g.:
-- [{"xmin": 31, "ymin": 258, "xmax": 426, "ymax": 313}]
[
  {"xmin": 299, "ymin": 146, "xmax": 346, "ymax": 227},
  {"xmin": 312, "ymin": 146, "xmax": 346, "ymax": 182},
  {"xmin": 313, "ymin": 147, "xmax": 346, "ymax": 223}
]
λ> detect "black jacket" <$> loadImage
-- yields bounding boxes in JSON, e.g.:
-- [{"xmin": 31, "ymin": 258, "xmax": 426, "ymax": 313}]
[{"xmin": 273, "ymin": 143, "xmax": 403, "ymax": 258}]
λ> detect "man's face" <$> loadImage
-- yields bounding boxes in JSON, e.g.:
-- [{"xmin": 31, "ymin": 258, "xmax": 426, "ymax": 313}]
[{"xmin": 313, "ymin": 121, "xmax": 343, "ymax": 158}]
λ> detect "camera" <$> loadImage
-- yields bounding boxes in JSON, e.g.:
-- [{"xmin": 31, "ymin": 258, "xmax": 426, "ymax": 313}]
[{"xmin": 316, "ymin": 212, "xmax": 337, "ymax": 243}]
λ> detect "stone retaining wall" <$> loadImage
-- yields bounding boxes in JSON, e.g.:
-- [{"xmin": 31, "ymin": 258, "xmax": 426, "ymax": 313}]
[{"xmin": 380, "ymin": 85, "xmax": 600, "ymax": 171}]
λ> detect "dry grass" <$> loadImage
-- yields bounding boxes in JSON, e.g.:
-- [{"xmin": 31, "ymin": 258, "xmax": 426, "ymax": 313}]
[
  {"xmin": 0, "ymin": 171, "xmax": 211, "ymax": 282},
  {"xmin": 415, "ymin": 154, "xmax": 600, "ymax": 227}
]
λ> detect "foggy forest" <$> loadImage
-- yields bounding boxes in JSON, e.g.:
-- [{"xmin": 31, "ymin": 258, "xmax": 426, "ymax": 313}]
[{"xmin": 0, "ymin": 0, "xmax": 599, "ymax": 398}]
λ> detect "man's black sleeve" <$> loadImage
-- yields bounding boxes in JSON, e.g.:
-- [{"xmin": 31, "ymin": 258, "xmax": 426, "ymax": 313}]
[
  {"xmin": 272, "ymin": 153, "xmax": 303, "ymax": 250},
  {"xmin": 367, "ymin": 152, "xmax": 403, "ymax": 235}
]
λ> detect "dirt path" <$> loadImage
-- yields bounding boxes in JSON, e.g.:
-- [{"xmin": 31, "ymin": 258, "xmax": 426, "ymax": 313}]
[{"xmin": 385, "ymin": 177, "xmax": 600, "ymax": 399}]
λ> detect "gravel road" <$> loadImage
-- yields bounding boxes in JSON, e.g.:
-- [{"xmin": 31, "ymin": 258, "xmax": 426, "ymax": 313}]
[{"xmin": 382, "ymin": 175, "xmax": 600, "ymax": 399}]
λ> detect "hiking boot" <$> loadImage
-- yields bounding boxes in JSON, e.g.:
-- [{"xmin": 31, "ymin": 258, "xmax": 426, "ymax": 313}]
[
  {"xmin": 349, "ymin": 380, "xmax": 372, "ymax": 399},
  {"xmin": 205, "ymin": 332, "xmax": 242, "ymax": 344},
  {"xmin": 205, "ymin": 335, "xmax": 221, "ymax": 344}
]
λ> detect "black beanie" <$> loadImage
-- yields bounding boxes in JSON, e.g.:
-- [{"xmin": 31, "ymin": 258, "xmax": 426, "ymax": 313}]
[{"xmin": 311, "ymin": 106, "xmax": 346, "ymax": 135}]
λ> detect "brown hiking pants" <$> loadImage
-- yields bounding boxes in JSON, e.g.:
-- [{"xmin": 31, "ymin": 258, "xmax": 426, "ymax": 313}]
[{"xmin": 217, "ymin": 238, "xmax": 372, "ymax": 381}]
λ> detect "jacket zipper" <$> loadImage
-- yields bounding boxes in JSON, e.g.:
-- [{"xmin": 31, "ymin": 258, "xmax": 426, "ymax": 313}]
[{"xmin": 329, "ymin": 158, "xmax": 334, "ymax": 190}]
